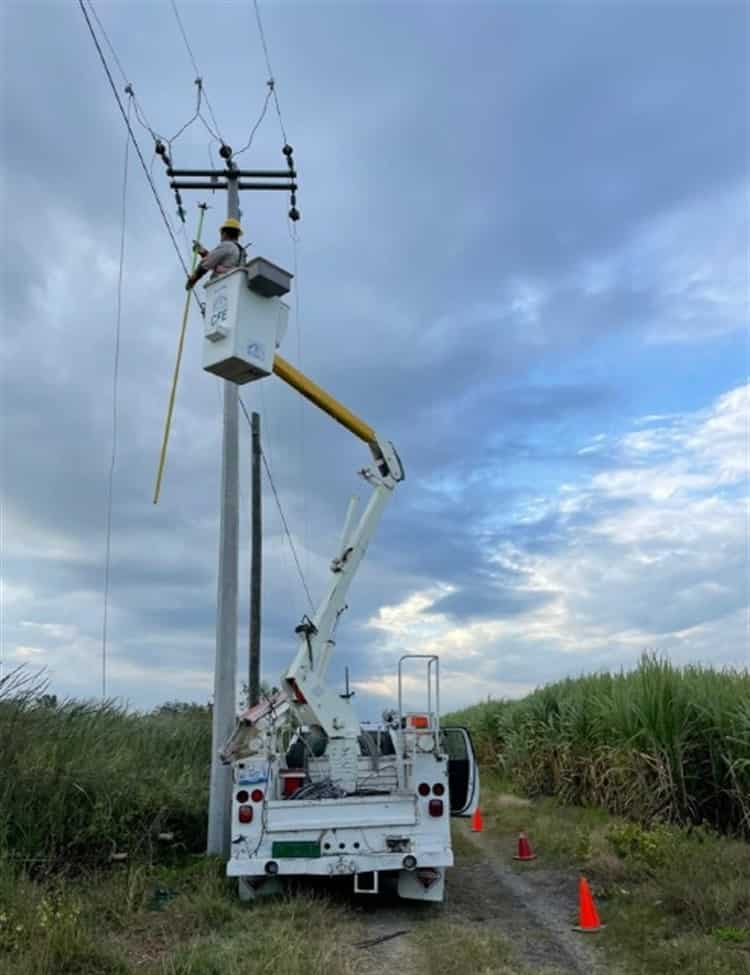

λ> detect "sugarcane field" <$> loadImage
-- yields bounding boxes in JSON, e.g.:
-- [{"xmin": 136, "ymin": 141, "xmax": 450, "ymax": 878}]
[{"xmin": 1, "ymin": 2, "xmax": 748, "ymax": 974}]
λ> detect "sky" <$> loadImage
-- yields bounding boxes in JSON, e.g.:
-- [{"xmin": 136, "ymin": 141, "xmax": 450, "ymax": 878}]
[{"xmin": 1, "ymin": 0, "xmax": 748, "ymax": 718}]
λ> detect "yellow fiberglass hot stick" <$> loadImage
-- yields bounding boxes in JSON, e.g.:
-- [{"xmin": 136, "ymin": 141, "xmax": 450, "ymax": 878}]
[{"xmin": 153, "ymin": 203, "xmax": 207, "ymax": 505}]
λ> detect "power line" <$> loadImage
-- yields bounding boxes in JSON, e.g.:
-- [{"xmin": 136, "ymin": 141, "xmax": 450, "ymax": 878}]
[
  {"xmin": 82, "ymin": 0, "xmax": 311, "ymax": 613},
  {"xmin": 252, "ymin": 0, "xmax": 288, "ymax": 144},
  {"xmin": 238, "ymin": 394, "xmax": 314, "ymax": 612},
  {"xmin": 169, "ymin": 0, "xmax": 225, "ymax": 144},
  {"xmin": 83, "ymin": 2, "xmax": 210, "ymax": 238},
  {"xmin": 167, "ymin": 79, "xmax": 203, "ymax": 144},
  {"xmin": 102, "ymin": 92, "xmax": 132, "ymax": 700},
  {"xmin": 235, "ymin": 84, "xmax": 273, "ymax": 157},
  {"xmin": 290, "ymin": 232, "xmax": 309, "ymax": 587},
  {"xmin": 262, "ymin": 447, "xmax": 315, "ymax": 614},
  {"xmin": 87, "ymin": 0, "xmax": 129, "ymax": 86},
  {"xmin": 79, "ymin": 0, "xmax": 191, "ymax": 279},
  {"xmin": 87, "ymin": 2, "xmax": 165, "ymax": 142}
]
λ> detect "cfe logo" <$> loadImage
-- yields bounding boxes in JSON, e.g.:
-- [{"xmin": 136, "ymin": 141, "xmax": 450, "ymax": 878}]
[
  {"xmin": 210, "ymin": 291, "xmax": 228, "ymax": 330},
  {"xmin": 247, "ymin": 341, "xmax": 266, "ymax": 362}
]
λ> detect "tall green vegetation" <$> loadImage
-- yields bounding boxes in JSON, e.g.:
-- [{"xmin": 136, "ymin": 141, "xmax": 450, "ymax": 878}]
[
  {"xmin": 0, "ymin": 669, "xmax": 212, "ymax": 866},
  {"xmin": 447, "ymin": 655, "xmax": 750, "ymax": 837}
]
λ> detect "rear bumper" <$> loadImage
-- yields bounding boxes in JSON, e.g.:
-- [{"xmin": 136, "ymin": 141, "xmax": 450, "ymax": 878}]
[{"xmin": 227, "ymin": 849, "xmax": 453, "ymax": 878}]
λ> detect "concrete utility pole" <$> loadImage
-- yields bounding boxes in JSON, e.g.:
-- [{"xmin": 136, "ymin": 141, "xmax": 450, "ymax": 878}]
[
  {"xmin": 249, "ymin": 411, "xmax": 262, "ymax": 708},
  {"xmin": 169, "ymin": 146, "xmax": 298, "ymax": 858},
  {"xmin": 207, "ymin": 162, "xmax": 241, "ymax": 858}
]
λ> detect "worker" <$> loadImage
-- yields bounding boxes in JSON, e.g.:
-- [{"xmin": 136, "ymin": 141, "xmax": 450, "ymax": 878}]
[{"xmin": 185, "ymin": 218, "xmax": 247, "ymax": 290}]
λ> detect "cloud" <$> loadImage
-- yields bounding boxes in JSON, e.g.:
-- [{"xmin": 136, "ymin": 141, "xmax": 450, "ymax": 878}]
[
  {"xmin": 358, "ymin": 385, "xmax": 747, "ymax": 709},
  {"xmin": 1, "ymin": 1, "xmax": 746, "ymax": 715}
]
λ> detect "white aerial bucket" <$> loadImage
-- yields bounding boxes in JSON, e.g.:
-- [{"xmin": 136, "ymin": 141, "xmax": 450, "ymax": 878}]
[{"xmin": 202, "ymin": 257, "xmax": 292, "ymax": 385}]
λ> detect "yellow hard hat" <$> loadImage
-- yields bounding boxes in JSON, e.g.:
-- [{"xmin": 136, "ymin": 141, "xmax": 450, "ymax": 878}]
[{"xmin": 220, "ymin": 218, "xmax": 243, "ymax": 235}]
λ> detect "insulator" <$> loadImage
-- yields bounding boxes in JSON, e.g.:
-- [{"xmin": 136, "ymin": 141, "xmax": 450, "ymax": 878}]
[
  {"xmin": 219, "ymin": 143, "xmax": 233, "ymax": 160},
  {"xmin": 289, "ymin": 207, "xmax": 300, "ymax": 222},
  {"xmin": 155, "ymin": 141, "xmax": 166, "ymax": 156},
  {"xmin": 282, "ymin": 144, "xmax": 293, "ymax": 157}
]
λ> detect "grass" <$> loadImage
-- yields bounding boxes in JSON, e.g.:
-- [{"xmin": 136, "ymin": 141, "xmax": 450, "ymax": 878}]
[
  {"xmin": 2, "ymin": 661, "xmax": 748, "ymax": 974},
  {"xmin": 410, "ymin": 920, "xmax": 544, "ymax": 975},
  {"xmin": 0, "ymin": 855, "xmax": 364, "ymax": 975},
  {"xmin": 0, "ymin": 669, "xmax": 212, "ymax": 867},
  {"xmin": 475, "ymin": 772, "xmax": 750, "ymax": 975},
  {"xmin": 446, "ymin": 654, "xmax": 750, "ymax": 838}
]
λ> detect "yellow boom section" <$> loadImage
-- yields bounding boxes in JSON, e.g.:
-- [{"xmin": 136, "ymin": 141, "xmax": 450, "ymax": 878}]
[{"xmin": 273, "ymin": 355, "xmax": 376, "ymax": 446}]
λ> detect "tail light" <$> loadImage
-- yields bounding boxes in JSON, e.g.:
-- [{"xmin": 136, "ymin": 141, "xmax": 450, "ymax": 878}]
[
  {"xmin": 236, "ymin": 790, "xmax": 249, "ymax": 803},
  {"xmin": 428, "ymin": 799, "xmax": 444, "ymax": 817},
  {"xmin": 251, "ymin": 788, "xmax": 264, "ymax": 803},
  {"xmin": 238, "ymin": 805, "xmax": 253, "ymax": 824},
  {"xmin": 433, "ymin": 783, "xmax": 445, "ymax": 796},
  {"xmin": 417, "ymin": 782, "xmax": 430, "ymax": 797}
]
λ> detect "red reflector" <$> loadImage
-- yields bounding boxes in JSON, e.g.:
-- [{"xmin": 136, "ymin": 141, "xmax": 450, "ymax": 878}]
[
  {"xmin": 238, "ymin": 805, "xmax": 253, "ymax": 824},
  {"xmin": 428, "ymin": 799, "xmax": 444, "ymax": 817},
  {"xmin": 251, "ymin": 789, "xmax": 264, "ymax": 803},
  {"xmin": 236, "ymin": 790, "xmax": 249, "ymax": 803},
  {"xmin": 409, "ymin": 715, "xmax": 429, "ymax": 729},
  {"xmin": 418, "ymin": 782, "xmax": 430, "ymax": 797},
  {"xmin": 433, "ymin": 783, "xmax": 445, "ymax": 797},
  {"xmin": 282, "ymin": 774, "xmax": 305, "ymax": 797}
]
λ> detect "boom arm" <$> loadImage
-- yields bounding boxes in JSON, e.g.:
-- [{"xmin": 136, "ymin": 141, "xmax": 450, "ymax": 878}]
[
  {"xmin": 272, "ymin": 355, "xmax": 404, "ymax": 738},
  {"xmin": 283, "ymin": 468, "xmax": 394, "ymax": 737}
]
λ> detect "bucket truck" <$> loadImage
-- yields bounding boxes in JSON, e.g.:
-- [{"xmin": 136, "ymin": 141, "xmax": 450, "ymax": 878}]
[{"xmin": 203, "ymin": 259, "xmax": 480, "ymax": 902}]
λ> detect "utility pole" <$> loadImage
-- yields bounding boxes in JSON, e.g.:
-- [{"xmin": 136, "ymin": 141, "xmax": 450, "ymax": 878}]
[
  {"xmin": 249, "ymin": 411, "xmax": 262, "ymax": 708},
  {"xmin": 207, "ymin": 158, "xmax": 241, "ymax": 858},
  {"xmin": 169, "ymin": 144, "xmax": 298, "ymax": 858}
]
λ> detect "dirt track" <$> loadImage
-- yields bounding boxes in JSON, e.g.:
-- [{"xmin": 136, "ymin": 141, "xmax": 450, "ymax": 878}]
[{"xmin": 353, "ymin": 818, "xmax": 607, "ymax": 975}]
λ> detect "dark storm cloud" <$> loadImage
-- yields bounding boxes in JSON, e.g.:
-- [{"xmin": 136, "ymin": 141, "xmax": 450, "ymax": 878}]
[
  {"xmin": 1, "ymin": 1, "xmax": 746, "ymax": 704},
  {"xmin": 432, "ymin": 585, "xmax": 554, "ymax": 622}
]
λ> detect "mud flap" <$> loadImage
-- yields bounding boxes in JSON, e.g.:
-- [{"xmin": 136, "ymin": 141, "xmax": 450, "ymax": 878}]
[
  {"xmin": 238, "ymin": 876, "xmax": 283, "ymax": 901},
  {"xmin": 397, "ymin": 867, "xmax": 445, "ymax": 902}
]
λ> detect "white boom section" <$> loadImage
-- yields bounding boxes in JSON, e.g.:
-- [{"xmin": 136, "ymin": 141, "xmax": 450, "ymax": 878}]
[{"xmin": 282, "ymin": 463, "xmax": 396, "ymax": 738}]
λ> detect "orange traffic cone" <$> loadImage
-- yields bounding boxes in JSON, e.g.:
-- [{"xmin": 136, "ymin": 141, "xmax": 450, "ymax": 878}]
[
  {"xmin": 513, "ymin": 831, "xmax": 537, "ymax": 861},
  {"xmin": 573, "ymin": 877, "xmax": 605, "ymax": 932},
  {"xmin": 470, "ymin": 808, "xmax": 484, "ymax": 832}
]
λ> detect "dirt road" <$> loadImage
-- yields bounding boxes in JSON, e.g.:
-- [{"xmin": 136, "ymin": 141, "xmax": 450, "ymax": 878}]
[{"xmin": 354, "ymin": 818, "xmax": 608, "ymax": 975}]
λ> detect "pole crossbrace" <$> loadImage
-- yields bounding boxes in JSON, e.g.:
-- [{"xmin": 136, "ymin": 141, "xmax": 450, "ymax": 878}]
[
  {"xmin": 171, "ymin": 181, "xmax": 295, "ymax": 191},
  {"xmin": 168, "ymin": 168, "xmax": 296, "ymax": 178}
]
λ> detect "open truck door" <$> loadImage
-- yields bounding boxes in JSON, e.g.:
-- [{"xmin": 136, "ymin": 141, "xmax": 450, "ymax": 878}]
[{"xmin": 441, "ymin": 727, "xmax": 480, "ymax": 816}]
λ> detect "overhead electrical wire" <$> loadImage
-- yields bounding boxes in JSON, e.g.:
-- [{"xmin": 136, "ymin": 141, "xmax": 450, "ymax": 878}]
[
  {"xmin": 234, "ymin": 84, "xmax": 273, "ymax": 157},
  {"xmin": 79, "ymin": 0, "xmax": 190, "ymax": 278},
  {"xmin": 248, "ymin": 0, "xmax": 309, "ymax": 583},
  {"xmin": 101, "ymin": 92, "xmax": 132, "ymax": 700},
  {"xmin": 252, "ymin": 0, "xmax": 289, "ymax": 144},
  {"xmin": 261, "ymin": 446, "xmax": 315, "ymax": 614},
  {"xmin": 87, "ymin": 2, "xmax": 166, "ymax": 145},
  {"xmin": 82, "ymin": 0, "xmax": 315, "ymax": 612},
  {"xmin": 169, "ymin": 0, "xmax": 226, "ymax": 144},
  {"xmin": 238, "ymin": 395, "xmax": 314, "ymax": 612}
]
